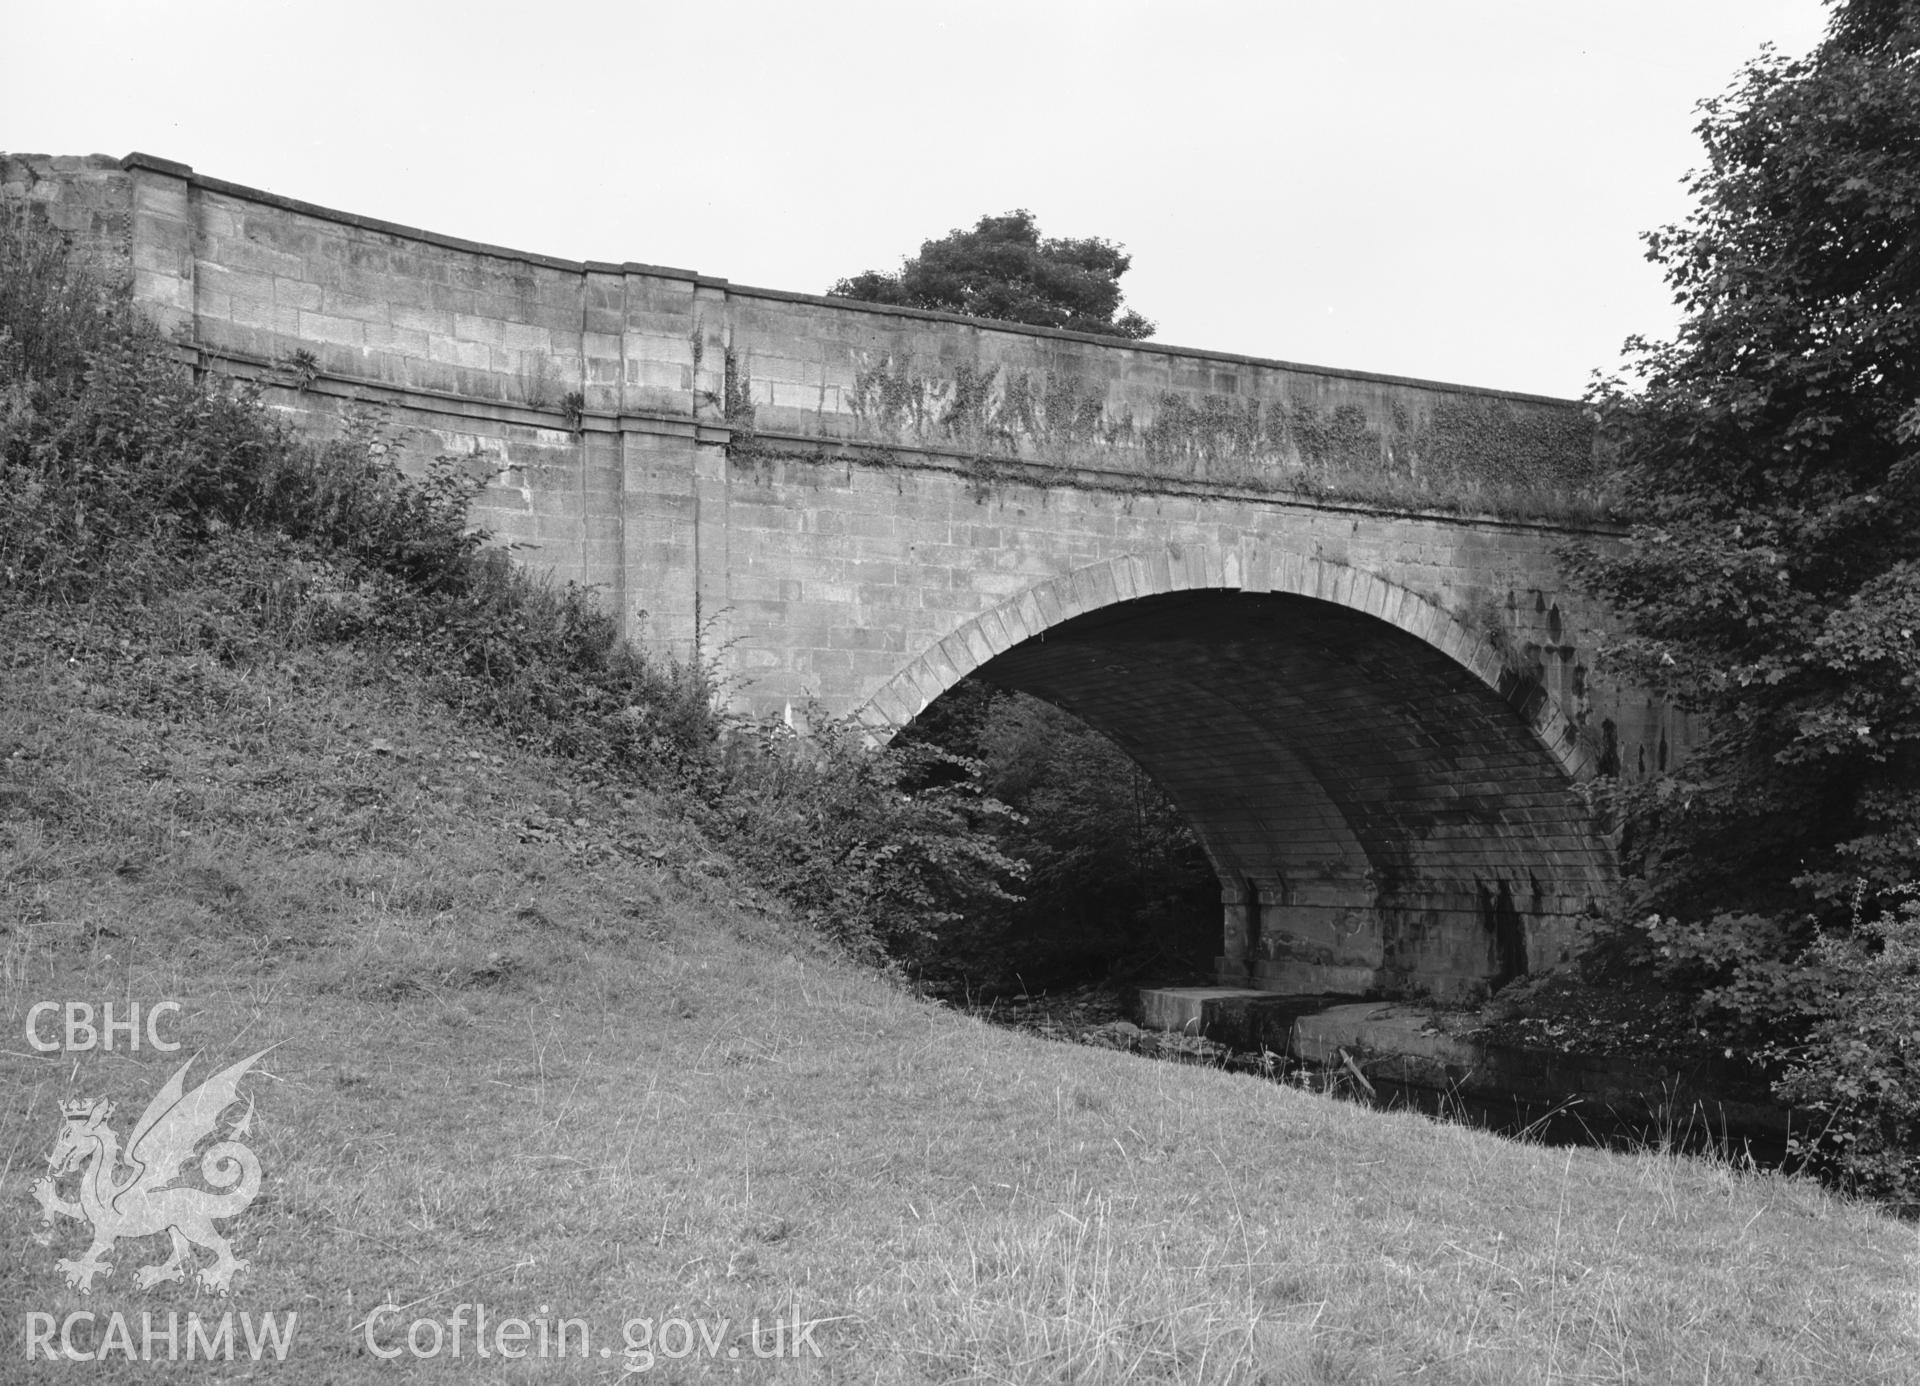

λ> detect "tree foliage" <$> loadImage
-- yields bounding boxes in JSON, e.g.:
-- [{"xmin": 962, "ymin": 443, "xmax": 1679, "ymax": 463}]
[
  {"xmin": 829, "ymin": 210, "xmax": 1155, "ymax": 340},
  {"xmin": 1576, "ymin": 0, "xmax": 1920, "ymax": 1194},
  {"xmin": 1580, "ymin": 0, "xmax": 1920, "ymax": 928}
]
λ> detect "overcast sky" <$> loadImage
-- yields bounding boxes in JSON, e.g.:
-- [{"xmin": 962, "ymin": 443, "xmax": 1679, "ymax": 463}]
[{"xmin": 5, "ymin": 1, "xmax": 1830, "ymax": 399}]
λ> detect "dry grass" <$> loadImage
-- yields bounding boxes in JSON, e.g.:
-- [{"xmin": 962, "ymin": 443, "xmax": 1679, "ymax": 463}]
[{"xmin": 3, "ymin": 604, "xmax": 1917, "ymax": 1382}]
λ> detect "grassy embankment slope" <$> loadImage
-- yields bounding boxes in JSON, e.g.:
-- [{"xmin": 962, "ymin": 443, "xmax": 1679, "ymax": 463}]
[{"xmin": 2, "ymin": 594, "xmax": 1916, "ymax": 1384}]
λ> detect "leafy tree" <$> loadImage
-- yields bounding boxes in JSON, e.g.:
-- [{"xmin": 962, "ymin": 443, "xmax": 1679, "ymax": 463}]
[
  {"xmin": 829, "ymin": 210, "xmax": 1155, "ymax": 340},
  {"xmin": 1577, "ymin": 0, "xmax": 1920, "ymax": 1193}
]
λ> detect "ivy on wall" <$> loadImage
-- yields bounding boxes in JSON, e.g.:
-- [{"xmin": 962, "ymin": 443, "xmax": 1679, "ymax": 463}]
[{"xmin": 829, "ymin": 353, "xmax": 1604, "ymax": 521}]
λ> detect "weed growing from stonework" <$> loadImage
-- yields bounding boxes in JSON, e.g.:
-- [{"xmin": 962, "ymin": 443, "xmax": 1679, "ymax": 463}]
[
  {"xmin": 0, "ymin": 209, "xmax": 1021, "ymax": 962},
  {"xmin": 280, "ymin": 347, "xmax": 320, "ymax": 393}
]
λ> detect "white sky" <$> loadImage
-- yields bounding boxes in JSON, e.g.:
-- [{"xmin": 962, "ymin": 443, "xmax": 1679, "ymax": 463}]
[{"xmin": 4, "ymin": 1, "xmax": 1830, "ymax": 399}]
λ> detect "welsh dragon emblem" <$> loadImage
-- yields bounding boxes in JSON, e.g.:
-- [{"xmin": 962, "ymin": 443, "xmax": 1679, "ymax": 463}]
[{"xmin": 31, "ymin": 1048, "xmax": 271, "ymax": 1294}]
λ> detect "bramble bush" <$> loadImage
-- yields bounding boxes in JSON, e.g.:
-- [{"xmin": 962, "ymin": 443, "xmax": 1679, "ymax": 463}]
[
  {"xmin": 1769, "ymin": 892, "xmax": 1920, "ymax": 1207},
  {"xmin": 0, "ymin": 205, "xmax": 1022, "ymax": 962},
  {"xmin": 1625, "ymin": 910, "xmax": 1832, "ymax": 1045}
]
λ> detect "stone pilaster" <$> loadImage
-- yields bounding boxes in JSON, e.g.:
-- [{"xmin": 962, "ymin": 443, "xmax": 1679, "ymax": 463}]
[{"xmin": 121, "ymin": 154, "xmax": 196, "ymax": 341}]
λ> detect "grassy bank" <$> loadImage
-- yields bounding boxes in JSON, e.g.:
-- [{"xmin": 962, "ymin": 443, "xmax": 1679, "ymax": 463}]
[{"xmin": 3, "ymin": 600, "xmax": 1915, "ymax": 1384}]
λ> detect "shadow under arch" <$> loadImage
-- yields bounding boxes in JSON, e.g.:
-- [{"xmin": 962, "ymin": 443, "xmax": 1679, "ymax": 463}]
[{"xmin": 858, "ymin": 545, "xmax": 1614, "ymax": 1002}]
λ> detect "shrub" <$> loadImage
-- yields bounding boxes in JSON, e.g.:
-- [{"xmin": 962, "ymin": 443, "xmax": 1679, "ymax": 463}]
[
  {"xmin": 895, "ymin": 680, "xmax": 1220, "ymax": 990},
  {"xmin": 0, "ymin": 202, "xmax": 139, "ymax": 393},
  {"xmin": 1769, "ymin": 891, "xmax": 1920, "ymax": 1206},
  {"xmin": 1628, "ymin": 910, "xmax": 1833, "ymax": 1045},
  {"xmin": 711, "ymin": 712, "xmax": 1025, "ymax": 962}
]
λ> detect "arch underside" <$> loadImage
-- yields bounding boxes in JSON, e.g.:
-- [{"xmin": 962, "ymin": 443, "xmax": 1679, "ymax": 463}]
[{"xmin": 962, "ymin": 590, "xmax": 1613, "ymax": 1002}]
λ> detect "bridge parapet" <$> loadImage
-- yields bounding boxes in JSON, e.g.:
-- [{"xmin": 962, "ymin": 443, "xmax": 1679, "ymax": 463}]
[{"xmin": 5, "ymin": 151, "xmax": 1602, "ymax": 528}]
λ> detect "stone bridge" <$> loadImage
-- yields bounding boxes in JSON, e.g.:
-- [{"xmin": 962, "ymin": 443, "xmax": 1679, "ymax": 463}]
[{"xmin": 6, "ymin": 152, "xmax": 1689, "ymax": 1002}]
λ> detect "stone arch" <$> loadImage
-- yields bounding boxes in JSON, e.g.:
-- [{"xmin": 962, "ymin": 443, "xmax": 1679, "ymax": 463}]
[
  {"xmin": 857, "ymin": 545, "xmax": 1594, "ymax": 783},
  {"xmin": 853, "ymin": 543, "xmax": 1614, "ymax": 1001}
]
